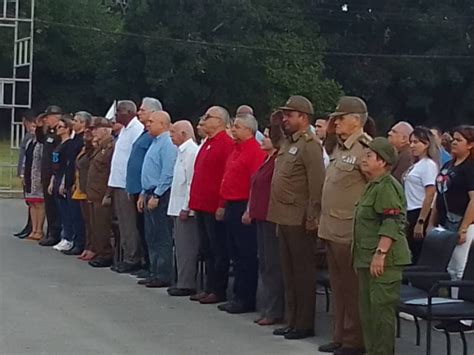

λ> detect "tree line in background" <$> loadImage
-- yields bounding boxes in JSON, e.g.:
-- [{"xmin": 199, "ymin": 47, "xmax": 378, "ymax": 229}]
[{"xmin": 1, "ymin": 0, "xmax": 474, "ymax": 132}]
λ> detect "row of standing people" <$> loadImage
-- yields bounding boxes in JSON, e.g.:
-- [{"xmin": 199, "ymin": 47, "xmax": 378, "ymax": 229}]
[{"xmin": 15, "ymin": 94, "xmax": 474, "ymax": 355}]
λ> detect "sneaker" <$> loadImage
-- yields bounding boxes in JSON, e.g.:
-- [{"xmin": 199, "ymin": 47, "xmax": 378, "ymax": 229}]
[
  {"xmin": 56, "ymin": 240, "xmax": 73, "ymax": 251},
  {"xmin": 53, "ymin": 239, "xmax": 67, "ymax": 250},
  {"xmin": 444, "ymin": 321, "xmax": 474, "ymax": 333},
  {"xmin": 399, "ymin": 312, "xmax": 416, "ymax": 321}
]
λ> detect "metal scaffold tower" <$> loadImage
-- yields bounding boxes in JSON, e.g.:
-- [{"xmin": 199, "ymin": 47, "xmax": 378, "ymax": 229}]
[{"xmin": 0, "ymin": 0, "xmax": 34, "ymax": 148}]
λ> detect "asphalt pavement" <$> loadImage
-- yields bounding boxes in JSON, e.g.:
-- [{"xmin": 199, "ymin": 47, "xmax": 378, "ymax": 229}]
[{"xmin": 0, "ymin": 199, "xmax": 472, "ymax": 355}]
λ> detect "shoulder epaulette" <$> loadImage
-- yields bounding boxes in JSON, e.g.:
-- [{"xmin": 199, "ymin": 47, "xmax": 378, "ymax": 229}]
[
  {"xmin": 303, "ymin": 132, "xmax": 315, "ymax": 142},
  {"xmin": 358, "ymin": 132, "xmax": 372, "ymax": 146}
]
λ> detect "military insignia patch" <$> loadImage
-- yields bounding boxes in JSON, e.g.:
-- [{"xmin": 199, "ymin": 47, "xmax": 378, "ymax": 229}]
[{"xmin": 289, "ymin": 146, "xmax": 298, "ymax": 155}]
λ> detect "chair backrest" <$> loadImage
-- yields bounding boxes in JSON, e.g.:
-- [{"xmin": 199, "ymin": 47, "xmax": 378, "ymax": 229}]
[
  {"xmin": 412, "ymin": 228, "xmax": 458, "ymax": 290},
  {"xmin": 459, "ymin": 244, "xmax": 474, "ymax": 303}
]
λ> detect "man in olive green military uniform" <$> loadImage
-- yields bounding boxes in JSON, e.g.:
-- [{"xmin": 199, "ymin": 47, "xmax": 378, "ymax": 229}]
[
  {"xmin": 318, "ymin": 97, "xmax": 371, "ymax": 355},
  {"xmin": 354, "ymin": 137, "xmax": 411, "ymax": 355},
  {"xmin": 267, "ymin": 95, "xmax": 325, "ymax": 340}
]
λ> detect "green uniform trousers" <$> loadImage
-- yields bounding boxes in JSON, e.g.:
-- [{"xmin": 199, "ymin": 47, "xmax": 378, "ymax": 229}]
[{"xmin": 357, "ymin": 267, "xmax": 402, "ymax": 355}]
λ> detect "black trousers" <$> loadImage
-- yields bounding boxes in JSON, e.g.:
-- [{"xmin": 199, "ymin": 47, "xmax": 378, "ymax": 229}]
[
  {"xmin": 225, "ymin": 200, "xmax": 258, "ymax": 307},
  {"xmin": 196, "ymin": 211, "xmax": 229, "ymax": 299},
  {"xmin": 406, "ymin": 208, "xmax": 425, "ymax": 264},
  {"xmin": 43, "ymin": 185, "xmax": 61, "ymax": 240}
]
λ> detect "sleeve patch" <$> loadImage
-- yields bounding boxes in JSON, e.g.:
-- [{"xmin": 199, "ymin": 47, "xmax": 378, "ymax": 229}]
[{"xmin": 383, "ymin": 208, "xmax": 400, "ymax": 216}]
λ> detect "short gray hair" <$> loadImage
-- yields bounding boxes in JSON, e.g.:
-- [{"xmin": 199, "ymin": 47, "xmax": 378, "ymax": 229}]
[
  {"xmin": 74, "ymin": 111, "xmax": 92, "ymax": 126},
  {"xmin": 117, "ymin": 100, "xmax": 137, "ymax": 115},
  {"xmin": 357, "ymin": 112, "xmax": 368, "ymax": 125},
  {"xmin": 235, "ymin": 114, "xmax": 258, "ymax": 134},
  {"xmin": 213, "ymin": 106, "xmax": 231, "ymax": 127},
  {"xmin": 142, "ymin": 97, "xmax": 163, "ymax": 112}
]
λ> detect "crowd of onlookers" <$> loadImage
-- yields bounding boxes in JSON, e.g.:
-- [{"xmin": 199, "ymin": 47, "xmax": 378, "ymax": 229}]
[{"xmin": 13, "ymin": 95, "xmax": 474, "ymax": 355}]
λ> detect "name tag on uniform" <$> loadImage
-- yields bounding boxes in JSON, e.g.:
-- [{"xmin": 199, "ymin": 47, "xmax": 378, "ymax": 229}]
[
  {"xmin": 46, "ymin": 137, "xmax": 54, "ymax": 143},
  {"xmin": 342, "ymin": 155, "xmax": 356, "ymax": 165},
  {"xmin": 288, "ymin": 146, "xmax": 298, "ymax": 155}
]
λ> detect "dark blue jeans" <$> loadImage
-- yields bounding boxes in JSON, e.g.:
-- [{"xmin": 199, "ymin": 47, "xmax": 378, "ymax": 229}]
[
  {"xmin": 56, "ymin": 194, "xmax": 85, "ymax": 248},
  {"xmin": 144, "ymin": 190, "xmax": 173, "ymax": 282}
]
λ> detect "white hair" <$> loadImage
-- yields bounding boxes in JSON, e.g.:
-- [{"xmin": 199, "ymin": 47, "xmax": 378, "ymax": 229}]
[
  {"xmin": 235, "ymin": 114, "xmax": 258, "ymax": 134},
  {"xmin": 142, "ymin": 97, "xmax": 163, "ymax": 112},
  {"xmin": 74, "ymin": 111, "xmax": 92, "ymax": 125},
  {"xmin": 212, "ymin": 106, "xmax": 231, "ymax": 127},
  {"xmin": 395, "ymin": 121, "xmax": 414, "ymax": 137}
]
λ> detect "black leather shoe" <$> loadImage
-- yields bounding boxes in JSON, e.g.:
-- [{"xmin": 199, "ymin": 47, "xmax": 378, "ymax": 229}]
[
  {"xmin": 225, "ymin": 302, "xmax": 255, "ymax": 314},
  {"xmin": 217, "ymin": 302, "xmax": 233, "ymax": 311},
  {"xmin": 62, "ymin": 247, "xmax": 84, "ymax": 256},
  {"xmin": 14, "ymin": 226, "xmax": 31, "ymax": 237},
  {"xmin": 38, "ymin": 237, "xmax": 60, "ymax": 247},
  {"xmin": 167, "ymin": 288, "xmax": 196, "ymax": 297},
  {"xmin": 273, "ymin": 326, "xmax": 294, "ymax": 336},
  {"xmin": 137, "ymin": 277, "xmax": 156, "ymax": 285},
  {"xmin": 134, "ymin": 270, "xmax": 151, "ymax": 279},
  {"xmin": 334, "ymin": 347, "xmax": 366, "ymax": 355},
  {"xmin": 115, "ymin": 262, "xmax": 141, "ymax": 274},
  {"xmin": 145, "ymin": 279, "xmax": 171, "ymax": 288},
  {"xmin": 88, "ymin": 258, "xmax": 113, "ymax": 268},
  {"xmin": 284, "ymin": 328, "xmax": 315, "ymax": 340},
  {"xmin": 318, "ymin": 342, "xmax": 342, "ymax": 353},
  {"xmin": 17, "ymin": 232, "xmax": 31, "ymax": 239}
]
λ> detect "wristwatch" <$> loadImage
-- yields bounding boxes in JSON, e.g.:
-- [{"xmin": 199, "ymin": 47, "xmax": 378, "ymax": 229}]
[
  {"xmin": 417, "ymin": 218, "xmax": 425, "ymax": 225},
  {"xmin": 375, "ymin": 248, "xmax": 387, "ymax": 256},
  {"xmin": 152, "ymin": 193, "xmax": 160, "ymax": 199}
]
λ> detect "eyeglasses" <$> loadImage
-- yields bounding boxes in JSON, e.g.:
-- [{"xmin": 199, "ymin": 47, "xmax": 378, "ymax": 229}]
[{"xmin": 201, "ymin": 113, "xmax": 221, "ymax": 121}]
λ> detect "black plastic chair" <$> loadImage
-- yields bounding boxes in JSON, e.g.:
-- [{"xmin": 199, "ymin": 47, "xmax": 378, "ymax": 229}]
[
  {"xmin": 397, "ymin": 228, "xmax": 459, "ymax": 343},
  {"xmin": 399, "ymin": 245, "xmax": 474, "ymax": 355}
]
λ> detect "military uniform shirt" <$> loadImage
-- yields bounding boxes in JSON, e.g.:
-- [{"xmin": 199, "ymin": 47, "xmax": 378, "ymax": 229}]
[
  {"xmin": 267, "ymin": 128, "xmax": 325, "ymax": 226},
  {"xmin": 353, "ymin": 173, "xmax": 411, "ymax": 269},
  {"xmin": 319, "ymin": 129, "xmax": 371, "ymax": 244}
]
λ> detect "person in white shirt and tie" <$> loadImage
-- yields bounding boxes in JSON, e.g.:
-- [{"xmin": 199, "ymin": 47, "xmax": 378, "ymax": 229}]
[{"xmin": 167, "ymin": 120, "xmax": 200, "ymax": 296}]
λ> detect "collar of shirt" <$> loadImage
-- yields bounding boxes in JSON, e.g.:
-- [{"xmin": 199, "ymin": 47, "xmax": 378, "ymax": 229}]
[
  {"xmin": 339, "ymin": 128, "xmax": 364, "ymax": 150},
  {"xmin": 207, "ymin": 130, "xmax": 227, "ymax": 143},
  {"xmin": 235, "ymin": 136, "xmax": 257, "ymax": 151},
  {"xmin": 369, "ymin": 172, "xmax": 391, "ymax": 185},
  {"xmin": 179, "ymin": 138, "xmax": 195, "ymax": 153},
  {"xmin": 152, "ymin": 130, "xmax": 170, "ymax": 143},
  {"xmin": 398, "ymin": 144, "xmax": 411, "ymax": 154},
  {"xmin": 290, "ymin": 127, "xmax": 312, "ymax": 143},
  {"xmin": 123, "ymin": 117, "xmax": 141, "ymax": 132}
]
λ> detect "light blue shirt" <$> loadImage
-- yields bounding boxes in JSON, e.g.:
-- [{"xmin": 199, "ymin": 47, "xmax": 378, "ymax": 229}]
[
  {"xmin": 440, "ymin": 147, "xmax": 452, "ymax": 167},
  {"xmin": 141, "ymin": 131, "xmax": 178, "ymax": 196}
]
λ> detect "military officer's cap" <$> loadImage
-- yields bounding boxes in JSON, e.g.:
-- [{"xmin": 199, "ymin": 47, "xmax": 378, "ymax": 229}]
[
  {"xmin": 279, "ymin": 95, "xmax": 314, "ymax": 115},
  {"xmin": 329, "ymin": 96, "xmax": 367, "ymax": 118},
  {"xmin": 44, "ymin": 105, "xmax": 63, "ymax": 116},
  {"xmin": 363, "ymin": 137, "xmax": 398, "ymax": 166},
  {"xmin": 90, "ymin": 116, "xmax": 112, "ymax": 128}
]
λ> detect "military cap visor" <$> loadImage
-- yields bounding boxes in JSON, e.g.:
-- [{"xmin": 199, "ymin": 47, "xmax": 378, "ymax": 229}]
[
  {"xmin": 330, "ymin": 96, "xmax": 367, "ymax": 118},
  {"xmin": 279, "ymin": 95, "xmax": 314, "ymax": 115},
  {"xmin": 44, "ymin": 105, "xmax": 63, "ymax": 116}
]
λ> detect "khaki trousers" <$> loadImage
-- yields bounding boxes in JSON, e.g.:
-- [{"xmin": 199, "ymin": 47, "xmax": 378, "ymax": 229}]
[
  {"xmin": 326, "ymin": 241, "xmax": 364, "ymax": 348},
  {"xmin": 89, "ymin": 202, "xmax": 113, "ymax": 259},
  {"xmin": 278, "ymin": 224, "xmax": 317, "ymax": 330}
]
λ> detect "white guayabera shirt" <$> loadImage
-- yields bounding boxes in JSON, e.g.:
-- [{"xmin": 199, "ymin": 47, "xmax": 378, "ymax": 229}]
[{"xmin": 167, "ymin": 138, "xmax": 199, "ymax": 217}]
